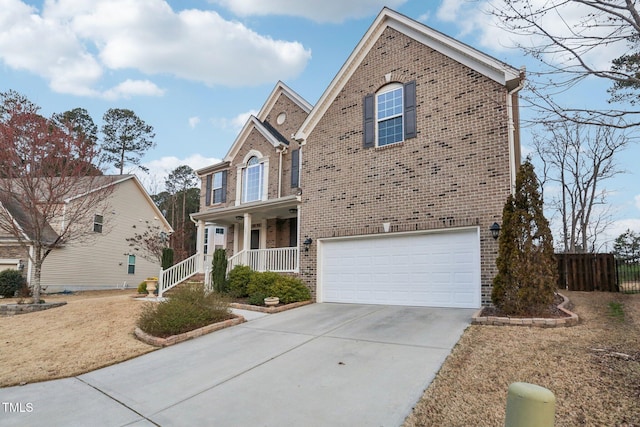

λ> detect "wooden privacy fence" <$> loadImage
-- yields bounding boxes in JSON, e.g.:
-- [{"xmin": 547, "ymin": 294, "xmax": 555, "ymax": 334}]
[{"xmin": 556, "ymin": 253, "xmax": 618, "ymax": 292}]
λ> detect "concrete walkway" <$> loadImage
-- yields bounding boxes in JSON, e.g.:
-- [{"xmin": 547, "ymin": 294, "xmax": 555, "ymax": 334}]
[{"xmin": 0, "ymin": 303, "xmax": 474, "ymax": 427}]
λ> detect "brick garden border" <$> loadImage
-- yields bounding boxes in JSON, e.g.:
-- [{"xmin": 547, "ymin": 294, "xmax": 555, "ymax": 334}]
[
  {"xmin": 0, "ymin": 301, "xmax": 67, "ymax": 316},
  {"xmin": 229, "ymin": 300, "xmax": 313, "ymax": 313},
  {"xmin": 134, "ymin": 314, "xmax": 246, "ymax": 347},
  {"xmin": 471, "ymin": 293, "xmax": 579, "ymax": 327}
]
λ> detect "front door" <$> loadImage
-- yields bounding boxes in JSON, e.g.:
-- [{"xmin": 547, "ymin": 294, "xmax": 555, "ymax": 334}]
[{"xmin": 250, "ymin": 229, "xmax": 260, "ymax": 250}]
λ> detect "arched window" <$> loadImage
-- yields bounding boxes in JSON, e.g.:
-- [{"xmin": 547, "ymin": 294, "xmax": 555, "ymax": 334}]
[{"xmin": 243, "ymin": 156, "xmax": 263, "ymax": 202}]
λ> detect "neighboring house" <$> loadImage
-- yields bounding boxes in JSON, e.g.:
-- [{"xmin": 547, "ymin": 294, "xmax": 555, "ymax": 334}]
[
  {"xmin": 0, "ymin": 175, "xmax": 173, "ymax": 293},
  {"xmin": 192, "ymin": 7, "xmax": 523, "ymax": 308}
]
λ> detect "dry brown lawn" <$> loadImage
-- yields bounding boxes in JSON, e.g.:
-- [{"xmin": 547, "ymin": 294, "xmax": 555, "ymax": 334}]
[
  {"xmin": 2, "ymin": 290, "xmax": 639, "ymax": 426},
  {"xmin": 0, "ymin": 290, "xmax": 155, "ymax": 387},
  {"xmin": 404, "ymin": 291, "xmax": 640, "ymax": 427}
]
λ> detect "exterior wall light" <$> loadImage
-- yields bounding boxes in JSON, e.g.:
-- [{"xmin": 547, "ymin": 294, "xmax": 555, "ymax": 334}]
[
  {"xmin": 490, "ymin": 222, "xmax": 501, "ymax": 240},
  {"xmin": 303, "ymin": 237, "xmax": 313, "ymax": 251},
  {"xmin": 235, "ymin": 216, "xmax": 244, "ymax": 221}
]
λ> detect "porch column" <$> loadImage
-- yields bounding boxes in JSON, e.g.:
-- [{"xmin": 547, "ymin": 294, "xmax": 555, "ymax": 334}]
[
  {"xmin": 243, "ymin": 213, "xmax": 252, "ymax": 256},
  {"xmin": 195, "ymin": 220, "xmax": 206, "ymax": 273}
]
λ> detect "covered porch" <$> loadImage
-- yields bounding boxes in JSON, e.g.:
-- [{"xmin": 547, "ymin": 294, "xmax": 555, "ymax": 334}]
[{"xmin": 193, "ymin": 195, "xmax": 301, "ymax": 275}]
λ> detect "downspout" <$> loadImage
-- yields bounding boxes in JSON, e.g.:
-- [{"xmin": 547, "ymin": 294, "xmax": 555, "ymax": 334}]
[
  {"xmin": 506, "ymin": 68, "xmax": 525, "ymax": 195},
  {"xmin": 277, "ymin": 146, "xmax": 285, "ymax": 199},
  {"xmin": 296, "ymin": 139, "xmax": 305, "ymax": 272}
]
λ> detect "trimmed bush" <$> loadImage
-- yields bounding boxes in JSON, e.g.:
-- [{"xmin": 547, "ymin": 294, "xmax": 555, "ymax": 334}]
[
  {"xmin": 212, "ymin": 248, "xmax": 228, "ymax": 293},
  {"xmin": 269, "ymin": 276, "xmax": 311, "ymax": 304},
  {"xmin": 247, "ymin": 271, "xmax": 281, "ymax": 298},
  {"xmin": 227, "ymin": 265, "xmax": 253, "ymax": 298},
  {"xmin": 137, "ymin": 281, "xmax": 147, "ymax": 294},
  {"xmin": 0, "ymin": 269, "xmax": 27, "ymax": 298},
  {"xmin": 161, "ymin": 248, "xmax": 174, "ymax": 269},
  {"xmin": 247, "ymin": 290, "xmax": 268, "ymax": 306},
  {"xmin": 137, "ymin": 283, "xmax": 232, "ymax": 338},
  {"xmin": 247, "ymin": 271, "xmax": 311, "ymax": 305}
]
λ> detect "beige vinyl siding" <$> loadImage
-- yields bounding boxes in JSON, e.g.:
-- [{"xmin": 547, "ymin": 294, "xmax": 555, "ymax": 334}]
[{"xmin": 40, "ymin": 178, "xmax": 169, "ymax": 292}]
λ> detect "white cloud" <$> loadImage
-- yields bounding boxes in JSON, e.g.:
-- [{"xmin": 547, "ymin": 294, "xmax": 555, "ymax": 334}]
[
  {"xmin": 211, "ymin": 0, "xmax": 407, "ymax": 23},
  {"xmin": 211, "ymin": 109, "xmax": 258, "ymax": 131},
  {"xmin": 188, "ymin": 117, "xmax": 201, "ymax": 129},
  {"xmin": 102, "ymin": 79, "xmax": 165, "ymax": 100},
  {"xmin": 636, "ymin": 194, "xmax": 640, "ymax": 211},
  {"xmin": 599, "ymin": 218, "xmax": 640, "ymax": 251},
  {"xmin": 0, "ymin": 0, "xmax": 311, "ymax": 98}
]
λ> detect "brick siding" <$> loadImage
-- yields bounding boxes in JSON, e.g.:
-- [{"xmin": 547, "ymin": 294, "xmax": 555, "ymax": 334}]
[{"xmin": 299, "ymin": 27, "xmax": 513, "ymax": 305}]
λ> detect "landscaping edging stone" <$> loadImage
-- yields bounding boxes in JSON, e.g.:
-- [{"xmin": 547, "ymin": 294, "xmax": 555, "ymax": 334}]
[
  {"xmin": 471, "ymin": 293, "xmax": 579, "ymax": 327},
  {"xmin": 0, "ymin": 301, "xmax": 67, "ymax": 316},
  {"xmin": 134, "ymin": 314, "xmax": 246, "ymax": 347},
  {"xmin": 229, "ymin": 300, "xmax": 313, "ymax": 313}
]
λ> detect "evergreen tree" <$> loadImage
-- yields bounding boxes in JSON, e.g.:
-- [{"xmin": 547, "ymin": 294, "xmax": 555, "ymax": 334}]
[
  {"xmin": 212, "ymin": 248, "xmax": 228, "ymax": 293},
  {"xmin": 101, "ymin": 108, "xmax": 155, "ymax": 174},
  {"xmin": 492, "ymin": 160, "xmax": 558, "ymax": 315},
  {"xmin": 612, "ymin": 229, "xmax": 640, "ymax": 262}
]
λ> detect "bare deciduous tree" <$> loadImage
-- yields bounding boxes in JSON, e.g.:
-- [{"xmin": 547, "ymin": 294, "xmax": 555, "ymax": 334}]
[
  {"xmin": 533, "ymin": 120, "xmax": 629, "ymax": 252},
  {"xmin": 0, "ymin": 91, "xmax": 113, "ymax": 302},
  {"xmin": 490, "ymin": 0, "xmax": 640, "ymax": 128}
]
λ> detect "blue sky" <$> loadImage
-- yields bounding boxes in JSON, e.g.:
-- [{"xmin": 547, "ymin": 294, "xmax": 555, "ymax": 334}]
[{"xmin": 0, "ymin": 0, "xmax": 638, "ymax": 246}]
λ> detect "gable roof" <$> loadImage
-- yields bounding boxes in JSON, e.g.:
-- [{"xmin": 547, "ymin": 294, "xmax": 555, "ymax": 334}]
[
  {"xmin": 222, "ymin": 82, "xmax": 311, "ymax": 164},
  {"xmin": 0, "ymin": 194, "xmax": 59, "ymax": 245},
  {"xmin": 223, "ymin": 116, "xmax": 289, "ymax": 163},
  {"xmin": 0, "ymin": 175, "xmax": 173, "ymax": 241},
  {"xmin": 257, "ymin": 80, "xmax": 313, "ymax": 121},
  {"xmin": 294, "ymin": 7, "xmax": 522, "ymax": 142}
]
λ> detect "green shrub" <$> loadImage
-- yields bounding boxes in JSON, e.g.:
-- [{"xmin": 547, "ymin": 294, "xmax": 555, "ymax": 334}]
[
  {"xmin": 137, "ymin": 283, "xmax": 232, "ymax": 338},
  {"xmin": 492, "ymin": 160, "xmax": 557, "ymax": 316},
  {"xmin": 212, "ymin": 248, "xmax": 228, "ymax": 293},
  {"xmin": 248, "ymin": 291, "xmax": 268, "ymax": 306},
  {"xmin": 246, "ymin": 271, "xmax": 310, "ymax": 305},
  {"xmin": 247, "ymin": 271, "xmax": 281, "ymax": 297},
  {"xmin": 137, "ymin": 281, "xmax": 147, "ymax": 294},
  {"xmin": 161, "ymin": 248, "xmax": 174, "ymax": 269},
  {"xmin": 269, "ymin": 276, "xmax": 311, "ymax": 304},
  {"xmin": 0, "ymin": 269, "xmax": 27, "ymax": 298},
  {"xmin": 227, "ymin": 265, "xmax": 253, "ymax": 298}
]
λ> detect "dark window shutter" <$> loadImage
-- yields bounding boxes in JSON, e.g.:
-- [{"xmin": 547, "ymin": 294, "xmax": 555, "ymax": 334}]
[
  {"xmin": 205, "ymin": 174, "xmax": 212, "ymax": 206},
  {"xmin": 363, "ymin": 93, "xmax": 375, "ymax": 148},
  {"xmin": 291, "ymin": 149, "xmax": 300, "ymax": 188},
  {"xmin": 220, "ymin": 170, "xmax": 227, "ymax": 203},
  {"xmin": 404, "ymin": 80, "xmax": 417, "ymax": 139}
]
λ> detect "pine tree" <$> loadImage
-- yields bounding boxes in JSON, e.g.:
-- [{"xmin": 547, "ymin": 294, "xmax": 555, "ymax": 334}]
[{"xmin": 492, "ymin": 160, "xmax": 558, "ymax": 315}]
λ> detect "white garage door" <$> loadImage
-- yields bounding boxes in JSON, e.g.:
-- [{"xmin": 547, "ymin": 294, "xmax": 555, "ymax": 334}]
[{"xmin": 319, "ymin": 228, "xmax": 480, "ymax": 308}]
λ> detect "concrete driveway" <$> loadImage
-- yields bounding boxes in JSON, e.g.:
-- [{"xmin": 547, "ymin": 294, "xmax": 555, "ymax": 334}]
[{"xmin": 0, "ymin": 303, "xmax": 474, "ymax": 427}]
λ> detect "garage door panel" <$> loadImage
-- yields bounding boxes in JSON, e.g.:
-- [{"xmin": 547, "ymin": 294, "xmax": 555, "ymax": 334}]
[{"xmin": 320, "ymin": 229, "xmax": 480, "ymax": 308}]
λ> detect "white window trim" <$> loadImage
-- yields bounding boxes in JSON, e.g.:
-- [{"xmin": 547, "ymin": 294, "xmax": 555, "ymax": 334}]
[
  {"xmin": 236, "ymin": 150, "xmax": 269, "ymax": 205},
  {"xmin": 212, "ymin": 171, "xmax": 223, "ymax": 204},
  {"xmin": 375, "ymin": 83, "xmax": 404, "ymax": 147}
]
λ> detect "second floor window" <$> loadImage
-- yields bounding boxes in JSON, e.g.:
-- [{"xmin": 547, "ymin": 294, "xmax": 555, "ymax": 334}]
[
  {"xmin": 212, "ymin": 172, "xmax": 224, "ymax": 204},
  {"xmin": 93, "ymin": 214, "xmax": 103, "ymax": 233},
  {"xmin": 377, "ymin": 86, "xmax": 404, "ymax": 146},
  {"xmin": 243, "ymin": 156, "xmax": 263, "ymax": 203}
]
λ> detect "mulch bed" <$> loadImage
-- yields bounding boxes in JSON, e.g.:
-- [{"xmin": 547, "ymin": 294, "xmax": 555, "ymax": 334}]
[{"xmin": 479, "ymin": 293, "xmax": 571, "ymax": 319}]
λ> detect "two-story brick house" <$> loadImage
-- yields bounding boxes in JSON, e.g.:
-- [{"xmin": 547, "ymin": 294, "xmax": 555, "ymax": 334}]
[{"xmin": 191, "ymin": 7, "xmax": 523, "ymax": 308}]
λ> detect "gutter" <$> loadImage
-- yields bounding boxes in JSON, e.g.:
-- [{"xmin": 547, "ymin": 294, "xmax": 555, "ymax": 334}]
[{"xmin": 507, "ymin": 68, "xmax": 525, "ymax": 194}]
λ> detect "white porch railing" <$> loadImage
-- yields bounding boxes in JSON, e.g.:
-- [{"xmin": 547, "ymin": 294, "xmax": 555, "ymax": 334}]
[
  {"xmin": 227, "ymin": 247, "xmax": 298, "ymax": 273},
  {"xmin": 158, "ymin": 254, "xmax": 201, "ymax": 297}
]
